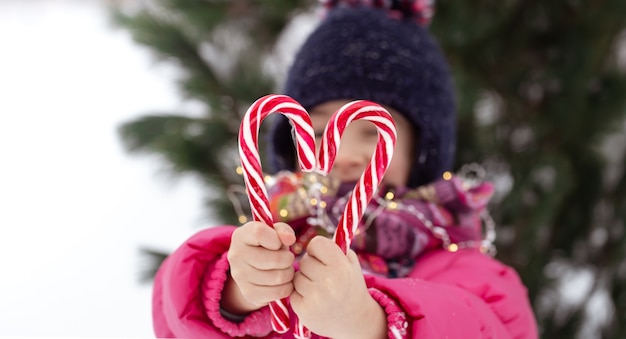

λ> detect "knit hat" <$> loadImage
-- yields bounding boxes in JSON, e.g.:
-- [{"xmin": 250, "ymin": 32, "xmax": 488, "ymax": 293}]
[{"xmin": 267, "ymin": 1, "xmax": 456, "ymax": 188}]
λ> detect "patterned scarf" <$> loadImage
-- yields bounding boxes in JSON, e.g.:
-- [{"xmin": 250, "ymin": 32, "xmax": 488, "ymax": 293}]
[{"xmin": 265, "ymin": 171, "xmax": 495, "ymax": 278}]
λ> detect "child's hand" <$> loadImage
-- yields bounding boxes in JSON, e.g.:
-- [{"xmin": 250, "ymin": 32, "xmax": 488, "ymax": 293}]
[
  {"xmin": 290, "ymin": 236, "xmax": 387, "ymax": 339},
  {"xmin": 223, "ymin": 221, "xmax": 296, "ymax": 314}
]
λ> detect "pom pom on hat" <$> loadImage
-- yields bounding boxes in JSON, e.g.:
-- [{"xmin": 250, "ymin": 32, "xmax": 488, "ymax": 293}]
[
  {"xmin": 320, "ymin": 0, "xmax": 435, "ymax": 26},
  {"xmin": 267, "ymin": 3, "xmax": 456, "ymax": 189}
]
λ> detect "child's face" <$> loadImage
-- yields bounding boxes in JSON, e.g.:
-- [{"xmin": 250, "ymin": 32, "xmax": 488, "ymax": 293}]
[{"xmin": 309, "ymin": 100, "xmax": 414, "ymax": 188}]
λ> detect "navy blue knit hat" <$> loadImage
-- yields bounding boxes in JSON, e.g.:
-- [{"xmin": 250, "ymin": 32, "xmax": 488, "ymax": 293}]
[{"xmin": 267, "ymin": 2, "xmax": 456, "ymax": 188}]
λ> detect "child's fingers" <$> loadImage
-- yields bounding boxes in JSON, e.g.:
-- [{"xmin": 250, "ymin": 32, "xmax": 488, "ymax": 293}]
[
  {"xmin": 235, "ymin": 221, "xmax": 283, "ymax": 250},
  {"xmin": 305, "ymin": 236, "xmax": 342, "ymax": 266},
  {"xmin": 246, "ymin": 246, "xmax": 295, "ymax": 270},
  {"xmin": 247, "ymin": 266, "xmax": 295, "ymax": 287},
  {"xmin": 273, "ymin": 222, "xmax": 296, "ymax": 247},
  {"xmin": 346, "ymin": 249, "xmax": 362, "ymax": 271},
  {"xmin": 242, "ymin": 281, "xmax": 294, "ymax": 306}
]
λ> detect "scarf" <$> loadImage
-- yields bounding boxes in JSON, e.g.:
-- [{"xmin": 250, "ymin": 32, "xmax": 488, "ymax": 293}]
[{"xmin": 264, "ymin": 171, "xmax": 495, "ymax": 278}]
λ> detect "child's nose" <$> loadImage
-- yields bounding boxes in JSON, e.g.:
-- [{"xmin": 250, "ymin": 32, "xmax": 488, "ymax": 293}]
[{"xmin": 329, "ymin": 140, "xmax": 370, "ymax": 182}]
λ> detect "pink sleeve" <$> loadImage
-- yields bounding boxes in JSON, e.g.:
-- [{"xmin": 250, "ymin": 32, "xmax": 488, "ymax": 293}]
[
  {"xmin": 368, "ymin": 288, "xmax": 409, "ymax": 338},
  {"xmin": 202, "ymin": 252, "xmax": 273, "ymax": 337},
  {"xmin": 152, "ymin": 226, "xmax": 275, "ymax": 339},
  {"xmin": 365, "ymin": 250, "xmax": 538, "ymax": 339}
]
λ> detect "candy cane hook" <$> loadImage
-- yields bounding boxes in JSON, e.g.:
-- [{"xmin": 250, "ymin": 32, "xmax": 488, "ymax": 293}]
[
  {"xmin": 238, "ymin": 94, "xmax": 316, "ymax": 334},
  {"xmin": 318, "ymin": 100, "xmax": 397, "ymax": 253}
]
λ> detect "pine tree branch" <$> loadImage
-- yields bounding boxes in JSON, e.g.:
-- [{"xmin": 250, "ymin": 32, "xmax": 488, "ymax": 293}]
[{"xmin": 111, "ymin": 9, "xmax": 226, "ymax": 105}]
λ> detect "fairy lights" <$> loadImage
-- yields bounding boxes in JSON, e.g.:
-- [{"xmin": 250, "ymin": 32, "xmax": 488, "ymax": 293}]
[{"xmin": 228, "ymin": 166, "xmax": 497, "ymax": 256}]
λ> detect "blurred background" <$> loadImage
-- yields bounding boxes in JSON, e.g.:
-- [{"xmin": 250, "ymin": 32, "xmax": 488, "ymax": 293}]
[
  {"xmin": 0, "ymin": 0, "xmax": 206, "ymax": 336},
  {"xmin": 1, "ymin": 0, "xmax": 626, "ymax": 338}
]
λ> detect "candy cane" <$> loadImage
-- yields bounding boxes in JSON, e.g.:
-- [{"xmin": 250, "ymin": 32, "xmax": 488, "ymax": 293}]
[
  {"xmin": 318, "ymin": 100, "xmax": 397, "ymax": 253},
  {"xmin": 238, "ymin": 94, "xmax": 316, "ymax": 334}
]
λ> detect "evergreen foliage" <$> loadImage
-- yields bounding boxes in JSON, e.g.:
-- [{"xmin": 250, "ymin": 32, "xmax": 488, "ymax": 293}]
[{"xmin": 111, "ymin": 1, "xmax": 626, "ymax": 337}]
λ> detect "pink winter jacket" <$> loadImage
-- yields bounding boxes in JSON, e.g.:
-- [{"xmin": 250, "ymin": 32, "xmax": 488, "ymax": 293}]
[{"xmin": 152, "ymin": 226, "xmax": 538, "ymax": 338}]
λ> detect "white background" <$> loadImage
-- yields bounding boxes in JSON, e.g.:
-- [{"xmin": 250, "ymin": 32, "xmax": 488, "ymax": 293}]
[{"xmin": 0, "ymin": 0, "xmax": 208, "ymax": 336}]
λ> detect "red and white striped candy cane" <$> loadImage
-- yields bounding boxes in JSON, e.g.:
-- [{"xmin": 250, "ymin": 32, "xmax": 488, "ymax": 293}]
[
  {"xmin": 238, "ymin": 94, "xmax": 316, "ymax": 334},
  {"xmin": 318, "ymin": 100, "xmax": 397, "ymax": 253}
]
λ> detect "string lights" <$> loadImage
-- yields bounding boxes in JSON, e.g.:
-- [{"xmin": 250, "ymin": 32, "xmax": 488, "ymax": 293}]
[{"xmin": 228, "ymin": 165, "xmax": 497, "ymax": 256}]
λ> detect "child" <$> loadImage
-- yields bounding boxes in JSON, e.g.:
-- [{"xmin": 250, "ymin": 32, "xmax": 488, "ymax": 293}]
[{"xmin": 152, "ymin": 2, "xmax": 538, "ymax": 338}]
